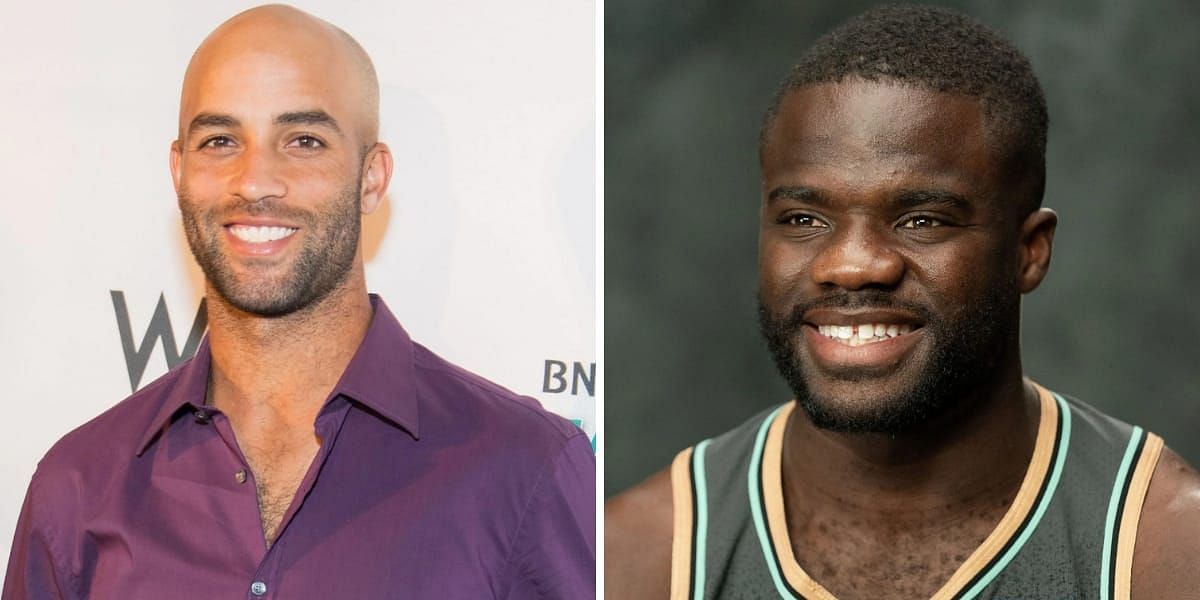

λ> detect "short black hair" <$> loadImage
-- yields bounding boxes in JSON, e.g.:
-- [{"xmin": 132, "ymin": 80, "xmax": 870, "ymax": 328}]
[{"xmin": 761, "ymin": 4, "xmax": 1048, "ymax": 213}]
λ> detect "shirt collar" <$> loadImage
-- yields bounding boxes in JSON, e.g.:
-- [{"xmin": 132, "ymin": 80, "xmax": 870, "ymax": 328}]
[
  {"xmin": 332, "ymin": 295, "xmax": 420, "ymax": 438},
  {"xmin": 136, "ymin": 294, "xmax": 420, "ymax": 455}
]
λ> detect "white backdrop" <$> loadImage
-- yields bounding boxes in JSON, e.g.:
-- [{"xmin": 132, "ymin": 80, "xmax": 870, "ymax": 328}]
[{"xmin": 0, "ymin": 0, "xmax": 596, "ymax": 571}]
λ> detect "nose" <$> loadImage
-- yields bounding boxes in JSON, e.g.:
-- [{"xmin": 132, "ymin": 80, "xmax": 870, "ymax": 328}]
[
  {"xmin": 230, "ymin": 144, "xmax": 287, "ymax": 202},
  {"xmin": 809, "ymin": 220, "xmax": 905, "ymax": 290}
]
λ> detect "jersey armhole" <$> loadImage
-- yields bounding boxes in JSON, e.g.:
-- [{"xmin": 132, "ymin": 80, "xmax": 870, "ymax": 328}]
[
  {"xmin": 670, "ymin": 441, "xmax": 712, "ymax": 600},
  {"xmin": 1113, "ymin": 432, "xmax": 1164, "ymax": 600},
  {"xmin": 670, "ymin": 447, "xmax": 697, "ymax": 600}
]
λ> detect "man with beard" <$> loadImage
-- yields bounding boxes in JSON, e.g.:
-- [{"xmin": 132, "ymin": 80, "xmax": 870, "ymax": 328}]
[
  {"xmin": 606, "ymin": 5, "xmax": 1199, "ymax": 599},
  {"xmin": 3, "ymin": 6, "xmax": 593, "ymax": 599}
]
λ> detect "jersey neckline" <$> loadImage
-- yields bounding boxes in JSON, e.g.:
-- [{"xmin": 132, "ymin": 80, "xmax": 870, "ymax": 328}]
[{"xmin": 747, "ymin": 383, "xmax": 1072, "ymax": 600}]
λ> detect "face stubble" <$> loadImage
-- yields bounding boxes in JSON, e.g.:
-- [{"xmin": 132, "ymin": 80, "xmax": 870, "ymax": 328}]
[
  {"xmin": 757, "ymin": 285, "xmax": 1018, "ymax": 434},
  {"xmin": 179, "ymin": 177, "xmax": 362, "ymax": 318}
]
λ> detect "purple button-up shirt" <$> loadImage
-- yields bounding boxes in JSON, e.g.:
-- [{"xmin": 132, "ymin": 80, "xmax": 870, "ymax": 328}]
[{"xmin": 3, "ymin": 296, "xmax": 595, "ymax": 599}]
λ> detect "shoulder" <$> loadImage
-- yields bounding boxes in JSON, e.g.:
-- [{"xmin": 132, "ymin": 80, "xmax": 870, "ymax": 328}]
[
  {"xmin": 410, "ymin": 342, "xmax": 582, "ymax": 442},
  {"xmin": 604, "ymin": 402, "xmax": 800, "ymax": 600},
  {"xmin": 1132, "ymin": 445, "xmax": 1200, "ymax": 598},
  {"xmin": 606, "ymin": 466, "xmax": 674, "ymax": 600},
  {"xmin": 407, "ymin": 344, "xmax": 597, "ymax": 594},
  {"xmin": 35, "ymin": 364, "xmax": 187, "ymax": 486},
  {"xmin": 411, "ymin": 342, "xmax": 587, "ymax": 466},
  {"xmin": 19, "ymin": 364, "xmax": 191, "ymax": 549}
]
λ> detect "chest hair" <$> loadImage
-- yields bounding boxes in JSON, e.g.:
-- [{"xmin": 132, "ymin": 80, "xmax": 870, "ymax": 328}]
[
  {"xmin": 792, "ymin": 494, "xmax": 1013, "ymax": 599},
  {"xmin": 244, "ymin": 443, "xmax": 319, "ymax": 547}
]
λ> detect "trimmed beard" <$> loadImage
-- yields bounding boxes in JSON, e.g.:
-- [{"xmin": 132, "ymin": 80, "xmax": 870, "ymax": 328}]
[
  {"xmin": 756, "ymin": 286, "xmax": 1017, "ymax": 434},
  {"xmin": 179, "ymin": 179, "xmax": 362, "ymax": 318}
]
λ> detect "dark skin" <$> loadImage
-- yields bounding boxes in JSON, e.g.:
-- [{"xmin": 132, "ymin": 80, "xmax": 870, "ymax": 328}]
[{"xmin": 605, "ymin": 80, "xmax": 1200, "ymax": 599}]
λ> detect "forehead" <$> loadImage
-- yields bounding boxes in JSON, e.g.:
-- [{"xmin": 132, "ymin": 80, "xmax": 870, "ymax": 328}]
[
  {"xmin": 179, "ymin": 38, "xmax": 361, "ymax": 134},
  {"xmin": 761, "ymin": 80, "xmax": 1001, "ymax": 201}
]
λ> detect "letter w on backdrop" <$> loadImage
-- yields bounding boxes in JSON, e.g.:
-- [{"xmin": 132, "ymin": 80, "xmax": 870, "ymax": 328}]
[{"xmin": 110, "ymin": 291, "xmax": 207, "ymax": 392}]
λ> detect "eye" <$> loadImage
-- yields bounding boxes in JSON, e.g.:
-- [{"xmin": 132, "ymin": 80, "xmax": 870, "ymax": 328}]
[
  {"xmin": 781, "ymin": 213, "xmax": 829, "ymax": 228},
  {"xmin": 288, "ymin": 135, "xmax": 325, "ymax": 150},
  {"xmin": 898, "ymin": 216, "xmax": 944, "ymax": 229},
  {"xmin": 198, "ymin": 136, "xmax": 236, "ymax": 151}
]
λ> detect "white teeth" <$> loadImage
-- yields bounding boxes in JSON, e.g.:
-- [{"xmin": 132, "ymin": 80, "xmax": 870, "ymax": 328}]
[
  {"xmin": 229, "ymin": 225, "xmax": 298, "ymax": 243},
  {"xmin": 817, "ymin": 322, "xmax": 917, "ymax": 345}
]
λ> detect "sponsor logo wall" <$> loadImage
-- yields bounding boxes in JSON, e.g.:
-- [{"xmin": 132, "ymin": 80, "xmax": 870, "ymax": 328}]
[{"xmin": 0, "ymin": 0, "xmax": 596, "ymax": 569}]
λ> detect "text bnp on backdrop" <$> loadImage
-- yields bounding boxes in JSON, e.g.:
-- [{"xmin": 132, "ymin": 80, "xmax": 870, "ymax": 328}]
[{"xmin": 542, "ymin": 360, "xmax": 595, "ymax": 396}]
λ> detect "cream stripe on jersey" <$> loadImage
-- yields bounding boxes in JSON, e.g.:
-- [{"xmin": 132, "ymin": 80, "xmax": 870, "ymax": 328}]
[
  {"xmin": 1113, "ymin": 433, "xmax": 1163, "ymax": 600},
  {"xmin": 670, "ymin": 447, "xmax": 696, "ymax": 600}
]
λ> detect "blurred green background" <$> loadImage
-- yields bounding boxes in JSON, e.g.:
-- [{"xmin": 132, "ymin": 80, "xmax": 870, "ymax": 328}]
[{"xmin": 605, "ymin": 0, "xmax": 1200, "ymax": 496}]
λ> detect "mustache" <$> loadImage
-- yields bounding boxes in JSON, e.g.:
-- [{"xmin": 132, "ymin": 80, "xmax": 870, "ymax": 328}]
[
  {"xmin": 179, "ymin": 192, "xmax": 317, "ymax": 225},
  {"xmin": 767, "ymin": 289, "xmax": 934, "ymax": 330}
]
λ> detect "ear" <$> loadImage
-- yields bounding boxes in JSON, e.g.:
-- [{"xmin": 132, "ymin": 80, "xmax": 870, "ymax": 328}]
[
  {"xmin": 359, "ymin": 143, "xmax": 393, "ymax": 215},
  {"xmin": 169, "ymin": 140, "xmax": 183, "ymax": 195},
  {"xmin": 1017, "ymin": 208, "xmax": 1057, "ymax": 294}
]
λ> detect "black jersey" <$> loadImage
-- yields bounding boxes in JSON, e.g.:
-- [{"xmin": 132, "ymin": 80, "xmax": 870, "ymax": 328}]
[{"xmin": 669, "ymin": 384, "xmax": 1163, "ymax": 599}]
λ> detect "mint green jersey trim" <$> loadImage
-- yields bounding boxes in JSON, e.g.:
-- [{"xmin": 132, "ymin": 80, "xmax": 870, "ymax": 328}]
[
  {"xmin": 692, "ymin": 439, "xmax": 712, "ymax": 600},
  {"xmin": 747, "ymin": 405, "xmax": 795, "ymax": 599},
  {"xmin": 959, "ymin": 392, "xmax": 1073, "ymax": 599},
  {"xmin": 1098, "ymin": 426, "xmax": 1145, "ymax": 600}
]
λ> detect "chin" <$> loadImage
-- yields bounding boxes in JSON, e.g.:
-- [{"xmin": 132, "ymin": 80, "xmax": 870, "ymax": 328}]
[
  {"xmin": 221, "ymin": 281, "xmax": 336, "ymax": 318},
  {"xmin": 208, "ymin": 269, "xmax": 317, "ymax": 318},
  {"xmin": 795, "ymin": 377, "xmax": 952, "ymax": 434},
  {"xmin": 787, "ymin": 361, "xmax": 953, "ymax": 434},
  {"xmin": 220, "ymin": 290, "xmax": 307, "ymax": 317}
]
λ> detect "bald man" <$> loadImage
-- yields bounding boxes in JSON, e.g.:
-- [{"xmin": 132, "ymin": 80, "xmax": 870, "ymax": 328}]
[{"xmin": 2, "ymin": 6, "xmax": 594, "ymax": 599}]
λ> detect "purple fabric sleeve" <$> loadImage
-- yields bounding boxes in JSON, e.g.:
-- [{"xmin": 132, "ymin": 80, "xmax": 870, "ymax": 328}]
[
  {"xmin": 503, "ymin": 433, "xmax": 596, "ymax": 599},
  {"xmin": 4, "ymin": 473, "xmax": 70, "ymax": 600}
]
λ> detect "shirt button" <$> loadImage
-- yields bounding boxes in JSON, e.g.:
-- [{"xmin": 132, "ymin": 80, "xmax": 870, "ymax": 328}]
[
  {"xmin": 234, "ymin": 470, "xmax": 247, "ymax": 484},
  {"xmin": 193, "ymin": 409, "xmax": 211, "ymax": 424},
  {"xmin": 250, "ymin": 581, "xmax": 267, "ymax": 596}
]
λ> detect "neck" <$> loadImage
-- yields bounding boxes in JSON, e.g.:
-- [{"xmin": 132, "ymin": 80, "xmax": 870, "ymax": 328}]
[
  {"xmin": 782, "ymin": 364, "xmax": 1040, "ymax": 522},
  {"xmin": 203, "ymin": 272, "xmax": 373, "ymax": 423}
]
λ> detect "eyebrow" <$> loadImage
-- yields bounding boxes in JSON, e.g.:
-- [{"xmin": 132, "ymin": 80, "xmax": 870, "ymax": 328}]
[
  {"xmin": 274, "ymin": 110, "xmax": 343, "ymax": 134},
  {"xmin": 893, "ymin": 189, "xmax": 972, "ymax": 211},
  {"xmin": 767, "ymin": 185, "xmax": 972, "ymax": 211},
  {"xmin": 185, "ymin": 110, "xmax": 343, "ymax": 136},
  {"xmin": 187, "ymin": 112, "xmax": 239, "ymax": 136},
  {"xmin": 767, "ymin": 186, "xmax": 832, "ymax": 208}
]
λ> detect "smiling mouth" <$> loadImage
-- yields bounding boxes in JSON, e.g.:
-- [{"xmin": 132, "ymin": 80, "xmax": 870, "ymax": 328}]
[
  {"xmin": 814, "ymin": 323, "xmax": 917, "ymax": 347},
  {"xmin": 226, "ymin": 224, "xmax": 299, "ymax": 243}
]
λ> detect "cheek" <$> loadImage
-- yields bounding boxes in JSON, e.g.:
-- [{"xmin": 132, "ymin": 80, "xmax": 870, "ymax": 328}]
[
  {"xmin": 284, "ymin": 161, "xmax": 363, "ymax": 206},
  {"xmin": 758, "ymin": 236, "xmax": 812, "ymax": 302},
  {"xmin": 909, "ymin": 238, "xmax": 1014, "ymax": 312},
  {"xmin": 278, "ymin": 161, "xmax": 347, "ymax": 184},
  {"xmin": 178, "ymin": 161, "xmax": 238, "ymax": 204},
  {"xmin": 178, "ymin": 163, "xmax": 223, "ymax": 192}
]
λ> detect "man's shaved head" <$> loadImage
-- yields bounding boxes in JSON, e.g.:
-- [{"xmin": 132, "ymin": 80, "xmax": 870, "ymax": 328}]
[
  {"xmin": 179, "ymin": 4, "xmax": 380, "ymax": 146},
  {"xmin": 171, "ymin": 4, "xmax": 394, "ymax": 318}
]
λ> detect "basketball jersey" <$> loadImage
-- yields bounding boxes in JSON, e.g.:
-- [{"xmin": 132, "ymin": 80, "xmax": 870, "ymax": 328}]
[{"xmin": 668, "ymin": 384, "xmax": 1163, "ymax": 600}]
